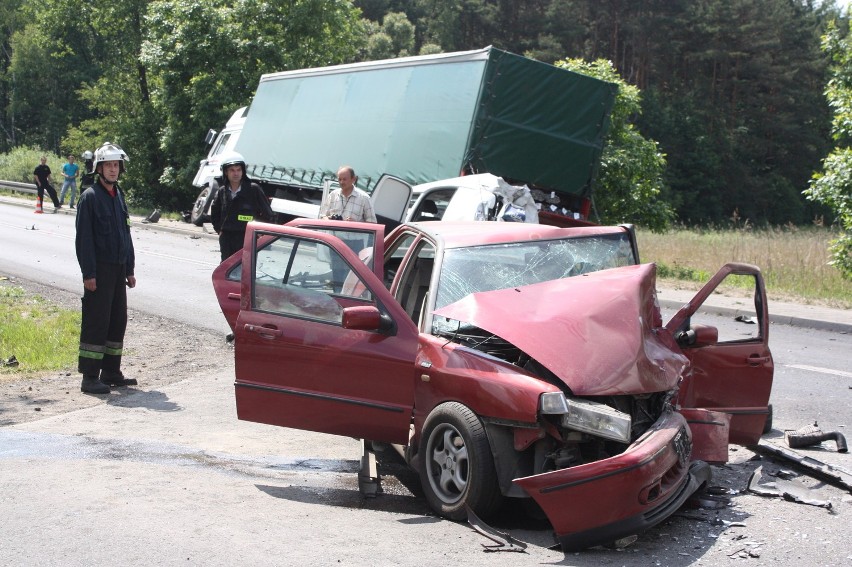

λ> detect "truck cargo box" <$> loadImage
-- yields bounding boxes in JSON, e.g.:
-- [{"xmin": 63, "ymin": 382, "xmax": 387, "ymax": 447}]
[{"xmin": 235, "ymin": 46, "xmax": 616, "ymax": 203}]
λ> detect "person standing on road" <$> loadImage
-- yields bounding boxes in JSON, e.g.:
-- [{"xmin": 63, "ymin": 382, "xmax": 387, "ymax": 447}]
[
  {"xmin": 319, "ymin": 166, "xmax": 377, "ymax": 223},
  {"xmin": 80, "ymin": 150, "xmax": 95, "ymax": 192},
  {"xmin": 75, "ymin": 142, "xmax": 137, "ymax": 394},
  {"xmin": 59, "ymin": 154, "xmax": 80, "ymax": 209},
  {"xmin": 33, "ymin": 156, "xmax": 61, "ymax": 212},
  {"xmin": 211, "ymin": 151, "xmax": 273, "ymax": 262}
]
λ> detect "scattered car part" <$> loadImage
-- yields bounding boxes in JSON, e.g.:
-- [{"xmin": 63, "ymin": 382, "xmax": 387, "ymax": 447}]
[
  {"xmin": 465, "ymin": 505, "xmax": 528, "ymax": 552},
  {"xmin": 786, "ymin": 423, "xmax": 848, "ymax": 453},
  {"xmin": 747, "ymin": 466, "xmax": 832, "ymax": 509},
  {"xmin": 755, "ymin": 439, "xmax": 852, "ymax": 493}
]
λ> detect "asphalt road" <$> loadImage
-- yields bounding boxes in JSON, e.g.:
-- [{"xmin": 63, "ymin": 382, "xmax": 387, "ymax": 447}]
[{"xmin": 1, "ymin": 200, "xmax": 850, "ymax": 566}]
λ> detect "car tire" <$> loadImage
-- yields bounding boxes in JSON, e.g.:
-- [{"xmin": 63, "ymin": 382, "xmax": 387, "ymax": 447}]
[
  {"xmin": 190, "ymin": 185, "xmax": 215, "ymax": 226},
  {"xmin": 762, "ymin": 404, "xmax": 773, "ymax": 435},
  {"xmin": 418, "ymin": 402, "xmax": 502, "ymax": 521}
]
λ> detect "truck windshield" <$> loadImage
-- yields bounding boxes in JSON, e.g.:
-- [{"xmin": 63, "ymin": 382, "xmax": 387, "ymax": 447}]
[{"xmin": 434, "ymin": 233, "xmax": 636, "ymax": 311}]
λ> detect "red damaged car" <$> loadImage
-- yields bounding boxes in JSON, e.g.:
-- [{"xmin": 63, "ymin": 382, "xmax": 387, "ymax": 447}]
[{"xmin": 212, "ymin": 219, "xmax": 773, "ymax": 550}]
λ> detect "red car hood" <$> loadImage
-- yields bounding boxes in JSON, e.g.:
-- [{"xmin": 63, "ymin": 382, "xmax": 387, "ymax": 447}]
[{"xmin": 431, "ymin": 263, "xmax": 687, "ymax": 395}]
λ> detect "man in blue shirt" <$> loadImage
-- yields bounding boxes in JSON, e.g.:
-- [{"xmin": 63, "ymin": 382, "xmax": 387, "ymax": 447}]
[{"xmin": 59, "ymin": 154, "xmax": 80, "ymax": 209}]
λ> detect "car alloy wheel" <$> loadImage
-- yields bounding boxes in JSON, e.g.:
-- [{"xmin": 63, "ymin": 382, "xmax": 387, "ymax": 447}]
[{"xmin": 419, "ymin": 402, "xmax": 501, "ymax": 520}]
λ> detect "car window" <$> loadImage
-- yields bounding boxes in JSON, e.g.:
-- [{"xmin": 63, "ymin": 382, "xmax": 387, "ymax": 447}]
[
  {"xmin": 298, "ymin": 227, "xmax": 375, "ymax": 275},
  {"xmin": 410, "ymin": 188, "xmax": 455, "ymax": 221},
  {"xmin": 210, "ymin": 133, "xmax": 232, "ymax": 157},
  {"xmin": 434, "ymin": 233, "xmax": 636, "ymax": 311},
  {"xmin": 384, "ymin": 232, "xmax": 418, "ymax": 289},
  {"xmin": 394, "ymin": 240, "xmax": 436, "ymax": 322},
  {"xmin": 250, "ymin": 232, "xmax": 373, "ymax": 323}
]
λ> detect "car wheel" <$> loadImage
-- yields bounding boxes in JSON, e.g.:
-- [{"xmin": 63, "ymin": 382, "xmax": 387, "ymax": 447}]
[
  {"xmin": 419, "ymin": 402, "xmax": 502, "ymax": 521},
  {"xmin": 762, "ymin": 404, "xmax": 773, "ymax": 435},
  {"xmin": 190, "ymin": 185, "xmax": 214, "ymax": 226}
]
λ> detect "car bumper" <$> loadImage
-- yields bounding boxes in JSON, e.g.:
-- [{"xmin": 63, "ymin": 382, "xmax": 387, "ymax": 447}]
[{"xmin": 513, "ymin": 410, "xmax": 710, "ymax": 551}]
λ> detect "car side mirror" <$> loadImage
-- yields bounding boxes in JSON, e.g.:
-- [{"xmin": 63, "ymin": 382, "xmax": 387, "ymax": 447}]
[
  {"xmin": 341, "ymin": 305, "xmax": 395, "ymax": 334},
  {"xmin": 677, "ymin": 324, "xmax": 719, "ymax": 348}
]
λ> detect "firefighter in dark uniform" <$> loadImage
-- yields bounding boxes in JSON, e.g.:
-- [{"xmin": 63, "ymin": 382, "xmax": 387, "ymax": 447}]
[
  {"xmin": 75, "ymin": 142, "xmax": 137, "ymax": 394},
  {"xmin": 210, "ymin": 151, "xmax": 274, "ymax": 262}
]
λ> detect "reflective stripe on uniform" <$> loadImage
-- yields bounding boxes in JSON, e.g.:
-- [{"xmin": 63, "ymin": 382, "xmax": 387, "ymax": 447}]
[
  {"xmin": 79, "ymin": 342, "xmax": 105, "ymax": 360},
  {"xmin": 104, "ymin": 340, "xmax": 123, "ymax": 356}
]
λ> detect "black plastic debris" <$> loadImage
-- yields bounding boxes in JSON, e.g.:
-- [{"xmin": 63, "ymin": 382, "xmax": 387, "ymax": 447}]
[
  {"xmin": 747, "ymin": 466, "xmax": 832, "ymax": 509},
  {"xmin": 2, "ymin": 355, "xmax": 18, "ymax": 367},
  {"xmin": 142, "ymin": 209, "xmax": 161, "ymax": 224},
  {"xmin": 755, "ymin": 439, "xmax": 852, "ymax": 492},
  {"xmin": 786, "ymin": 422, "xmax": 848, "ymax": 453},
  {"xmin": 466, "ymin": 506, "xmax": 527, "ymax": 553},
  {"xmin": 735, "ymin": 315, "xmax": 757, "ymax": 324}
]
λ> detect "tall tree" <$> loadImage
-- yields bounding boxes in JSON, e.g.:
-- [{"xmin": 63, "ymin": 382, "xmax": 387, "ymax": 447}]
[
  {"xmin": 807, "ymin": 19, "xmax": 852, "ymax": 278},
  {"xmin": 555, "ymin": 58, "xmax": 672, "ymax": 230},
  {"xmin": 4, "ymin": 0, "xmax": 101, "ymax": 152},
  {"xmin": 140, "ymin": 0, "xmax": 366, "ymax": 209}
]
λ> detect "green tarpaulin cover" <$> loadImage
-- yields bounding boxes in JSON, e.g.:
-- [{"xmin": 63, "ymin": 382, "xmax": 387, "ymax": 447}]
[{"xmin": 236, "ymin": 47, "xmax": 615, "ymax": 198}]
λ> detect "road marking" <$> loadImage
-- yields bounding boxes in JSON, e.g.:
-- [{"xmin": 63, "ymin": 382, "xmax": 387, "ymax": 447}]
[
  {"xmin": 139, "ymin": 249, "xmax": 218, "ymax": 268},
  {"xmin": 787, "ymin": 364, "xmax": 852, "ymax": 378}
]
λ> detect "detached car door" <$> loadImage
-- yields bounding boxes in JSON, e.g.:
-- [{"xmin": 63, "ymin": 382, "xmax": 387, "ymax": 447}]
[
  {"xmin": 233, "ymin": 221, "xmax": 420, "ymax": 445},
  {"xmin": 666, "ymin": 263, "xmax": 774, "ymax": 446}
]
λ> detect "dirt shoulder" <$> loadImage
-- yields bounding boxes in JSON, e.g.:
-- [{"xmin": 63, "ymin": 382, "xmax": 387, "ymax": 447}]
[{"xmin": 0, "ymin": 276, "xmax": 233, "ymax": 426}]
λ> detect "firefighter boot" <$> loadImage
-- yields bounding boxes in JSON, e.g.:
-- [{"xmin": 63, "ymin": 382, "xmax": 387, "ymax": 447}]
[
  {"xmin": 81, "ymin": 375, "xmax": 110, "ymax": 394},
  {"xmin": 100, "ymin": 371, "xmax": 138, "ymax": 387}
]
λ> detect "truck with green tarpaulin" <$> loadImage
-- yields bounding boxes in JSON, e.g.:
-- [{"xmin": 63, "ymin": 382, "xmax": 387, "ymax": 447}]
[{"xmin": 190, "ymin": 46, "xmax": 617, "ymax": 226}]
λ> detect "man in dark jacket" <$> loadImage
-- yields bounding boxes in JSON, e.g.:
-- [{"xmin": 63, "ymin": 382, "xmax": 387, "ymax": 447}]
[
  {"xmin": 75, "ymin": 142, "xmax": 137, "ymax": 394},
  {"xmin": 210, "ymin": 151, "xmax": 274, "ymax": 261},
  {"xmin": 32, "ymin": 156, "xmax": 61, "ymax": 211}
]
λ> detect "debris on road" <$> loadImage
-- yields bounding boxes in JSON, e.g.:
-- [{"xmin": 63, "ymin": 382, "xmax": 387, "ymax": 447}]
[
  {"xmin": 755, "ymin": 439, "xmax": 852, "ymax": 492},
  {"xmin": 786, "ymin": 422, "xmax": 848, "ymax": 453},
  {"xmin": 747, "ymin": 466, "xmax": 832, "ymax": 509},
  {"xmin": 466, "ymin": 506, "xmax": 528, "ymax": 553}
]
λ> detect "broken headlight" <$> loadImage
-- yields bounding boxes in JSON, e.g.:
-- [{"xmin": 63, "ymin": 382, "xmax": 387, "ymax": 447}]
[{"xmin": 540, "ymin": 393, "xmax": 632, "ymax": 444}]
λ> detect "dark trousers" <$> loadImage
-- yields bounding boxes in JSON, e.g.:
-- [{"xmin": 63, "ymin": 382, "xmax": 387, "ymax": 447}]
[
  {"xmin": 37, "ymin": 183, "xmax": 60, "ymax": 207},
  {"xmin": 219, "ymin": 230, "xmax": 245, "ymax": 262},
  {"xmin": 78, "ymin": 262, "xmax": 128, "ymax": 377}
]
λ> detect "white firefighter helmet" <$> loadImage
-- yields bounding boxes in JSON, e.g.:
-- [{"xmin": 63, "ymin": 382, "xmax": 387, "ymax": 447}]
[
  {"xmin": 93, "ymin": 142, "xmax": 129, "ymax": 173},
  {"xmin": 82, "ymin": 150, "xmax": 93, "ymax": 160},
  {"xmin": 220, "ymin": 151, "xmax": 246, "ymax": 176}
]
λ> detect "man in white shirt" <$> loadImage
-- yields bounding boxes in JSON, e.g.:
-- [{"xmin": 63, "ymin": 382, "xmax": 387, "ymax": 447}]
[{"xmin": 319, "ymin": 166, "xmax": 377, "ymax": 223}]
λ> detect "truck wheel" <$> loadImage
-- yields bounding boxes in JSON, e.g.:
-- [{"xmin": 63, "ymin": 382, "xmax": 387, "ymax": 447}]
[
  {"xmin": 419, "ymin": 402, "xmax": 502, "ymax": 521},
  {"xmin": 190, "ymin": 185, "xmax": 215, "ymax": 226},
  {"xmin": 762, "ymin": 404, "xmax": 773, "ymax": 435}
]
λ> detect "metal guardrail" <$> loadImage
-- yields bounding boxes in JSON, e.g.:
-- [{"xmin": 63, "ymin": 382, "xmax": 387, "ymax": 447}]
[{"xmin": 0, "ymin": 179, "xmax": 37, "ymax": 195}]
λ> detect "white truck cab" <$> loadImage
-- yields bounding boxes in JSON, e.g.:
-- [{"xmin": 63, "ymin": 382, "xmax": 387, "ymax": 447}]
[{"xmin": 189, "ymin": 107, "xmax": 248, "ymax": 226}]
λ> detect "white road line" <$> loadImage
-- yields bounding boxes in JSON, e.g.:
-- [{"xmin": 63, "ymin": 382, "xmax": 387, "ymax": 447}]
[
  {"xmin": 787, "ymin": 364, "xmax": 852, "ymax": 378},
  {"xmin": 139, "ymin": 249, "xmax": 218, "ymax": 268}
]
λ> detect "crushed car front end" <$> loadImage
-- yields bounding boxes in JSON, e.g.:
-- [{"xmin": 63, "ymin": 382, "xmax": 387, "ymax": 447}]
[
  {"xmin": 431, "ymin": 261, "xmax": 711, "ymax": 548},
  {"xmin": 514, "ymin": 401, "xmax": 710, "ymax": 551}
]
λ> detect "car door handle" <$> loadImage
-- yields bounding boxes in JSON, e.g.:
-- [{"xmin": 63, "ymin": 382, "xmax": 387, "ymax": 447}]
[
  {"xmin": 228, "ymin": 293, "xmax": 240, "ymax": 300},
  {"xmin": 746, "ymin": 354, "xmax": 771, "ymax": 366},
  {"xmin": 243, "ymin": 324, "xmax": 282, "ymax": 338}
]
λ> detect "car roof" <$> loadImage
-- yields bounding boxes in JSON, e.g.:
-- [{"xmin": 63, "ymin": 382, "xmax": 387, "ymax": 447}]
[
  {"xmin": 404, "ymin": 221, "xmax": 627, "ymax": 249},
  {"xmin": 411, "ymin": 173, "xmax": 500, "ymax": 195}
]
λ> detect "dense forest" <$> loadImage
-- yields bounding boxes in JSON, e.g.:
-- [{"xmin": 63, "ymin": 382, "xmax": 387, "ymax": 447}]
[{"xmin": 0, "ymin": 1, "xmax": 849, "ymax": 240}]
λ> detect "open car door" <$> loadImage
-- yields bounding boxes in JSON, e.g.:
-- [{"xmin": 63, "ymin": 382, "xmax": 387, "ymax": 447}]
[
  {"xmin": 370, "ymin": 174, "xmax": 412, "ymax": 231},
  {"xmin": 666, "ymin": 263, "xmax": 773, "ymax": 448},
  {"xmin": 232, "ymin": 221, "xmax": 420, "ymax": 444}
]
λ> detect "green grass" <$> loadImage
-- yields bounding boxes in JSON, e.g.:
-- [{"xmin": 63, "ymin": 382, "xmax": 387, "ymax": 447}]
[
  {"xmin": 0, "ymin": 146, "xmax": 65, "ymax": 183},
  {"xmin": 0, "ymin": 285, "xmax": 80, "ymax": 375},
  {"xmin": 638, "ymin": 226, "xmax": 852, "ymax": 308}
]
